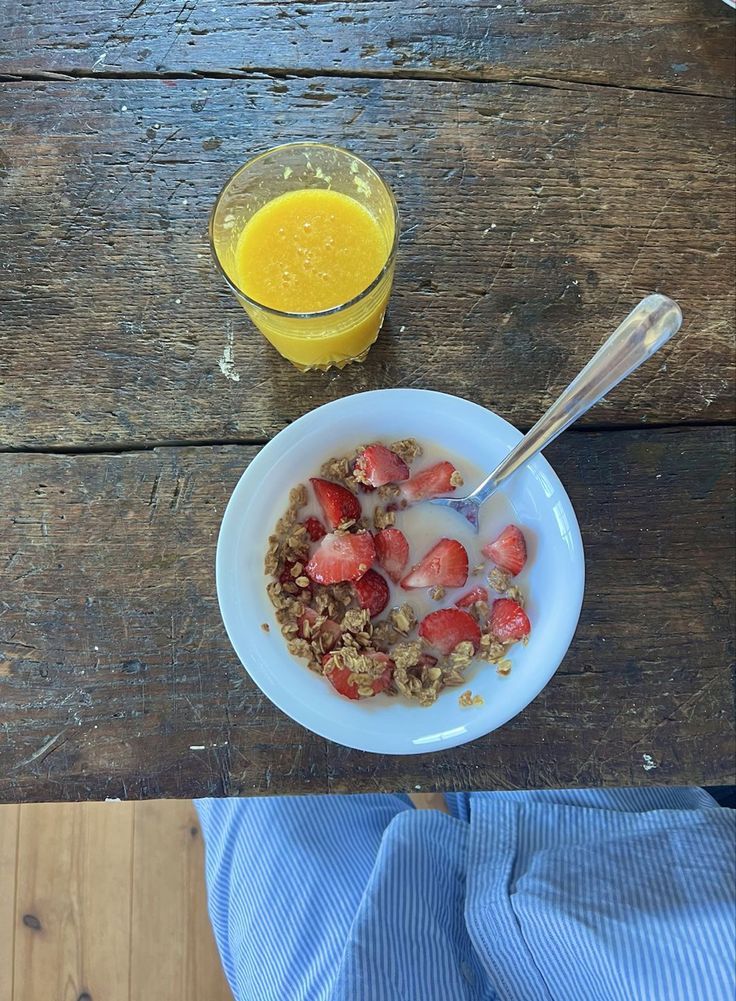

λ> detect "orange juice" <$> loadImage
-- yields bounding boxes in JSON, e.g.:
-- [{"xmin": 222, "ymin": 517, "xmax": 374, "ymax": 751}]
[
  {"xmin": 210, "ymin": 143, "xmax": 398, "ymax": 371},
  {"xmin": 235, "ymin": 189, "xmax": 392, "ymax": 369},
  {"xmin": 235, "ymin": 189, "xmax": 387, "ymax": 314}
]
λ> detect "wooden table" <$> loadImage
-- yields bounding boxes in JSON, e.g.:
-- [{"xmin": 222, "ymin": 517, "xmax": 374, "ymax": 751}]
[{"xmin": 1, "ymin": 2, "xmax": 734, "ymax": 802}]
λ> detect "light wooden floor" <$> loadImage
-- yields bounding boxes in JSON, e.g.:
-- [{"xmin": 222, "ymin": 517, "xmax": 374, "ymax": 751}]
[{"xmin": 0, "ymin": 800, "xmax": 233, "ymax": 1001}]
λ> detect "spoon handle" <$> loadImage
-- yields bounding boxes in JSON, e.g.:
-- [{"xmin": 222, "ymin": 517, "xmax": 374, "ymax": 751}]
[{"xmin": 469, "ymin": 294, "xmax": 683, "ymax": 503}]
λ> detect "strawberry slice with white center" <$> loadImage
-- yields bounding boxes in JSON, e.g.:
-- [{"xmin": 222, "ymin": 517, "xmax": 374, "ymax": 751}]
[
  {"xmin": 482, "ymin": 525, "xmax": 527, "ymax": 577},
  {"xmin": 489, "ymin": 598, "xmax": 531, "ymax": 642},
  {"xmin": 456, "ymin": 586, "xmax": 488, "ymax": 608},
  {"xmin": 374, "ymin": 527, "xmax": 409, "ymax": 584},
  {"xmin": 353, "ymin": 569, "xmax": 390, "ymax": 618},
  {"xmin": 305, "ymin": 531, "xmax": 375, "ymax": 585},
  {"xmin": 418, "ymin": 608, "xmax": 481, "ymax": 656},
  {"xmin": 399, "ymin": 461, "xmax": 458, "ymax": 502},
  {"xmin": 401, "ymin": 538, "xmax": 468, "ymax": 590},
  {"xmin": 323, "ymin": 651, "xmax": 394, "ymax": 700},
  {"xmin": 354, "ymin": 443, "xmax": 410, "ymax": 488},
  {"xmin": 310, "ymin": 477, "xmax": 362, "ymax": 530}
]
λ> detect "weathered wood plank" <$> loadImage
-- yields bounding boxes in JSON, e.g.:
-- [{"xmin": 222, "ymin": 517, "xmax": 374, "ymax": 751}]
[
  {"xmin": 0, "ymin": 428, "xmax": 733, "ymax": 802},
  {"xmin": 0, "ymin": 0, "xmax": 734, "ymax": 97},
  {"xmin": 0, "ymin": 77, "xmax": 733, "ymax": 449}
]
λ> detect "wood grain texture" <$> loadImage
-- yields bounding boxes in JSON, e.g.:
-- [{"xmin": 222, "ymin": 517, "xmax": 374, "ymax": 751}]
[
  {"xmin": 0, "ymin": 805, "xmax": 20, "ymax": 1001},
  {"xmin": 0, "ymin": 429, "xmax": 733, "ymax": 803},
  {"xmin": 1, "ymin": 0, "xmax": 734, "ymax": 97},
  {"xmin": 13, "ymin": 801, "xmax": 134, "ymax": 1001},
  {"xmin": 5, "ymin": 800, "xmax": 232, "ymax": 1001},
  {"xmin": 0, "ymin": 77, "xmax": 733, "ymax": 449},
  {"xmin": 130, "ymin": 800, "xmax": 233, "ymax": 1001}
]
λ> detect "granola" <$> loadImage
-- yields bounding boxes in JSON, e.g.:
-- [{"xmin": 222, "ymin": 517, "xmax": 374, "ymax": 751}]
[
  {"xmin": 319, "ymin": 456, "xmax": 352, "ymax": 486},
  {"xmin": 377, "ymin": 483, "xmax": 401, "ymax": 500},
  {"xmin": 488, "ymin": 567, "xmax": 511, "ymax": 593},
  {"xmin": 389, "ymin": 603, "xmax": 417, "ymax": 635},
  {"xmin": 390, "ymin": 438, "xmax": 423, "ymax": 464},
  {"xmin": 458, "ymin": 689, "xmax": 484, "ymax": 708},
  {"xmin": 372, "ymin": 620, "xmax": 400, "ymax": 650},
  {"xmin": 390, "ymin": 641, "xmax": 421, "ymax": 673},
  {"xmin": 373, "ymin": 506, "xmax": 396, "ymax": 530}
]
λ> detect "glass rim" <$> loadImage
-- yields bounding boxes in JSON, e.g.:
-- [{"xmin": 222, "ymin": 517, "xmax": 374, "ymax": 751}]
[{"xmin": 208, "ymin": 142, "xmax": 400, "ymax": 320}]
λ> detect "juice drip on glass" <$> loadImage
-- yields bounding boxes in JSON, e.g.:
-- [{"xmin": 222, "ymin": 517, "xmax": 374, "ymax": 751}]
[{"xmin": 235, "ymin": 188, "xmax": 388, "ymax": 313}]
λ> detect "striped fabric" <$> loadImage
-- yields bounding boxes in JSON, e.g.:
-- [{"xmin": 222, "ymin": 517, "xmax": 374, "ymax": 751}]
[{"xmin": 195, "ymin": 788, "xmax": 735, "ymax": 1001}]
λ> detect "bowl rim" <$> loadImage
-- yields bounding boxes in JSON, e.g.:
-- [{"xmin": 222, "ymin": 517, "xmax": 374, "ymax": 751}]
[{"xmin": 216, "ymin": 388, "xmax": 585, "ymax": 754}]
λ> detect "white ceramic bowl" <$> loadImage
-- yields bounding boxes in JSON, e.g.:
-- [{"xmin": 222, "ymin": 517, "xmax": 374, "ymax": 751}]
[{"xmin": 216, "ymin": 389, "xmax": 584, "ymax": 754}]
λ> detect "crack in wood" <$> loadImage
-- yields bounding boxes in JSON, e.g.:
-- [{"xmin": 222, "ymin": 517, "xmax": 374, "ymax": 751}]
[
  {"xmin": 0, "ymin": 421, "xmax": 734, "ymax": 460},
  {"xmin": 0, "ymin": 65, "xmax": 731, "ymax": 102}
]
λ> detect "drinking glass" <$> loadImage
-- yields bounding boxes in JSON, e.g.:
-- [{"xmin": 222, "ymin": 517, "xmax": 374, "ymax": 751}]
[{"xmin": 210, "ymin": 143, "xmax": 399, "ymax": 371}]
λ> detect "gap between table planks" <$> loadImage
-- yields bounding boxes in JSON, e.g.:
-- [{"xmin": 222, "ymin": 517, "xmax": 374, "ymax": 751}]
[{"xmin": 0, "ymin": 799, "xmax": 233, "ymax": 1001}]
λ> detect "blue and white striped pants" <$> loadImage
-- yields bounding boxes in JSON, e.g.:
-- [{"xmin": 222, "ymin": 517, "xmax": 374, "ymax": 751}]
[{"xmin": 196, "ymin": 787, "xmax": 735, "ymax": 1001}]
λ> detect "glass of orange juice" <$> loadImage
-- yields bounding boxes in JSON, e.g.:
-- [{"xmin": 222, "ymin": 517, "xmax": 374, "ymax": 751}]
[{"xmin": 209, "ymin": 143, "xmax": 399, "ymax": 371}]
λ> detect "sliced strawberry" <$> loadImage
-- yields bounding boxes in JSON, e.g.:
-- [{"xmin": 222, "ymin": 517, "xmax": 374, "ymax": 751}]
[
  {"xmin": 353, "ymin": 569, "xmax": 390, "ymax": 618},
  {"xmin": 297, "ymin": 607, "xmax": 341, "ymax": 649},
  {"xmin": 374, "ymin": 527, "xmax": 410, "ymax": 584},
  {"xmin": 418, "ymin": 608, "xmax": 481, "ymax": 656},
  {"xmin": 482, "ymin": 525, "xmax": 527, "ymax": 577},
  {"xmin": 303, "ymin": 516, "xmax": 327, "ymax": 542},
  {"xmin": 456, "ymin": 586, "xmax": 489, "ymax": 608},
  {"xmin": 324, "ymin": 652, "xmax": 394, "ymax": 700},
  {"xmin": 354, "ymin": 443, "xmax": 410, "ymax": 488},
  {"xmin": 305, "ymin": 531, "xmax": 375, "ymax": 585},
  {"xmin": 490, "ymin": 598, "xmax": 531, "ymax": 642},
  {"xmin": 310, "ymin": 477, "xmax": 362, "ymax": 530},
  {"xmin": 399, "ymin": 461, "xmax": 457, "ymax": 502},
  {"xmin": 401, "ymin": 538, "xmax": 468, "ymax": 590}
]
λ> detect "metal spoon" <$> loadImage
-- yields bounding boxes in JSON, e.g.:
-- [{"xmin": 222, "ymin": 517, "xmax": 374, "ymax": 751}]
[{"xmin": 430, "ymin": 294, "xmax": 683, "ymax": 530}]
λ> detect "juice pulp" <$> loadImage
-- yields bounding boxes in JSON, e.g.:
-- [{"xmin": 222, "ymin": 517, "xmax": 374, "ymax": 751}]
[
  {"xmin": 236, "ymin": 188, "xmax": 387, "ymax": 312},
  {"xmin": 234, "ymin": 189, "xmax": 393, "ymax": 369}
]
